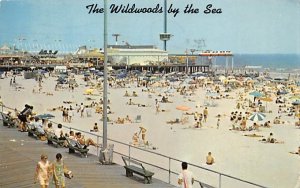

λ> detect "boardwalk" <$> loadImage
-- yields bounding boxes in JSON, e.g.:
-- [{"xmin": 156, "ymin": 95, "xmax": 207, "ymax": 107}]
[{"xmin": 0, "ymin": 124, "xmax": 175, "ymax": 188}]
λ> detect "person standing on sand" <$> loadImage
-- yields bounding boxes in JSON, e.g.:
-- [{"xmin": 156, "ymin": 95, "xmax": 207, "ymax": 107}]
[
  {"xmin": 80, "ymin": 103, "xmax": 85, "ymax": 118},
  {"xmin": 139, "ymin": 127, "xmax": 147, "ymax": 144},
  {"xmin": 217, "ymin": 118, "xmax": 220, "ymax": 129},
  {"xmin": 203, "ymin": 107, "xmax": 208, "ymax": 122},
  {"xmin": 155, "ymin": 99, "xmax": 160, "ymax": 114},
  {"xmin": 34, "ymin": 154, "xmax": 52, "ymax": 188},
  {"xmin": 178, "ymin": 162, "xmax": 194, "ymax": 188}
]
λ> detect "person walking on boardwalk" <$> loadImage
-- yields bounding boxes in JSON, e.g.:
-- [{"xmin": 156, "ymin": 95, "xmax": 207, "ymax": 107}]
[
  {"xmin": 178, "ymin": 162, "xmax": 194, "ymax": 188},
  {"xmin": 52, "ymin": 153, "xmax": 72, "ymax": 188},
  {"xmin": 34, "ymin": 154, "xmax": 52, "ymax": 188}
]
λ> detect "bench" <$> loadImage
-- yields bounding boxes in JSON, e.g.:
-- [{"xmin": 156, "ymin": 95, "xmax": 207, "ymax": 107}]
[
  {"xmin": 25, "ymin": 123, "xmax": 45, "ymax": 140},
  {"xmin": 1, "ymin": 112, "xmax": 17, "ymax": 128},
  {"xmin": 66, "ymin": 137, "xmax": 89, "ymax": 158},
  {"xmin": 46, "ymin": 132, "xmax": 65, "ymax": 147},
  {"xmin": 199, "ymin": 181, "xmax": 216, "ymax": 188},
  {"xmin": 122, "ymin": 156, "xmax": 154, "ymax": 184},
  {"xmin": 25, "ymin": 123, "xmax": 39, "ymax": 138}
]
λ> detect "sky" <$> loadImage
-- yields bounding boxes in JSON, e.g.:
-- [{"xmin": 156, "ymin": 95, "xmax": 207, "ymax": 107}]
[{"xmin": 0, "ymin": 0, "xmax": 299, "ymax": 54}]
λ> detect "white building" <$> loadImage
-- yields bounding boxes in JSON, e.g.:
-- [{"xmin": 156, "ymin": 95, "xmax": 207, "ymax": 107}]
[{"xmin": 107, "ymin": 45, "xmax": 168, "ymax": 66}]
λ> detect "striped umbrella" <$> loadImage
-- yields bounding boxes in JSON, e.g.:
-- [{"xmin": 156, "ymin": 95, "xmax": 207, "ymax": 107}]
[{"xmin": 248, "ymin": 112, "xmax": 266, "ymax": 121}]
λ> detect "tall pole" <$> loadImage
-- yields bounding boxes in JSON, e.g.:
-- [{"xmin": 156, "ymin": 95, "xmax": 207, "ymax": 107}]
[
  {"xmin": 164, "ymin": 0, "xmax": 167, "ymax": 51},
  {"xmin": 103, "ymin": 0, "xmax": 108, "ymax": 149},
  {"xmin": 186, "ymin": 49, "xmax": 189, "ymax": 74}
]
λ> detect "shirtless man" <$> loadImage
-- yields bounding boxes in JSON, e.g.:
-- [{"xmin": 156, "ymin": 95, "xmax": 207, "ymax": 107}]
[
  {"xmin": 206, "ymin": 152, "xmax": 215, "ymax": 165},
  {"xmin": 139, "ymin": 127, "xmax": 147, "ymax": 144},
  {"xmin": 132, "ymin": 132, "xmax": 139, "ymax": 146}
]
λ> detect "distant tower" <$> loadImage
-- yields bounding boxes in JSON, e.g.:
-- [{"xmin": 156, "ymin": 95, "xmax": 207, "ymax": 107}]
[
  {"xmin": 112, "ymin": 34, "xmax": 120, "ymax": 45},
  {"xmin": 190, "ymin": 49, "xmax": 196, "ymax": 55},
  {"xmin": 160, "ymin": 0, "xmax": 172, "ymax": 51}
]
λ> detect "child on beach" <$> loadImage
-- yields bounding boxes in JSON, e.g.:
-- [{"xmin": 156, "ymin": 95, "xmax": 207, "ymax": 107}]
[
  {"xmin": 206, "ymin": 152, "xmax": 215, "ymax": 165},
  {"xmin": 132, "ymin": 132, "xmax": 139, "ymax": 146},
  {"xmin": 90, "ymin": 123, "xmax": 99, "ymax": 132},
  {"xmin": 217, "ymin": 118, "xmax": 220, "ymax": 129}
]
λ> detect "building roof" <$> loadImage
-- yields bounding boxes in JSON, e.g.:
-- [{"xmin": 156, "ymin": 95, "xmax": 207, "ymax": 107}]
[{"xmin": 108, "ymin": 44, "xmax": 158, "ymax": 49}]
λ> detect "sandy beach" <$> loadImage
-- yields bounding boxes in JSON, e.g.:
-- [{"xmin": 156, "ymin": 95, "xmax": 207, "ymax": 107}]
[{"xmin": 0, "ymin": 72, "xmax": 299, "ymax": 188}]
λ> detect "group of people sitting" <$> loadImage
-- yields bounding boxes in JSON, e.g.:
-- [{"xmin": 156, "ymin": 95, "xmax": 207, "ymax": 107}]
[
  {"xmin": 124, "ymin": 90, "xmax": 138, "ymax": 97},
  {"xmin": 3, "ymin": 108, "xmax": 100, "ymax": 150},
  {"xmin": 43, "ymin": 122, "xmax": 99, "ymax": 148},
  {"xmin": 114, "ymin": 115, "xmax": 133, "ymax": 124}
]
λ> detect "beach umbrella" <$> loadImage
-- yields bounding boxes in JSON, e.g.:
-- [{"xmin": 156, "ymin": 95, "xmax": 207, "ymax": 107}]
[
  {"xmin": 249, "ymin": 91, "xmax": 264, "ymax": 98},
  {"xmin": 292, "ymin": 100, "xmax": 300, "ymax": 106},
  {"xmin": 36, "ymin": 113, "xmax": 55, "ymax": 119},
  {"xmin": 259, "ymin": 97, "xmax": 273, "ymax": 102},
  {"xmin": 248, "ymin": 112, "xmax": 266, "ymax": 121},
  {"xmin": 259, "ymin": 97, "xmax": 273, "ymax": 111},
  {"xmin": 85, "ymin": 89, "xmax": 94, "ymax": 95},
  {"xmin": 176, "ymin": 105, "xmax": 191, "ymax": 111}
]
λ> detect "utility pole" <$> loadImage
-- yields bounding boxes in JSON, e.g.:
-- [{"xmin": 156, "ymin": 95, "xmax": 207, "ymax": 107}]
[{"xmin": 100, "ymin": 0, "xmax": 109, "ymax": 164}]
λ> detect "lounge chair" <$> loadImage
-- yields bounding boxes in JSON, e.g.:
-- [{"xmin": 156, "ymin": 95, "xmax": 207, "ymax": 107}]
[{"xmin": 135, "ymin": 115, "xmax": 142, "ymax": 123}]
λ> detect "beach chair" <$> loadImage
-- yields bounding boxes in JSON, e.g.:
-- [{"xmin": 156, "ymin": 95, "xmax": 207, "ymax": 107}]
[
  {"xmin": 135, "ymin": 115, "xmax": 142, "ymax": 123},
  {"xmin": 46, "ymin": 132, "xmax": 65, "ymax": 147},
  {"xmin": 66, "ymin": 137, "xmax": 89, "ymax": 158}
]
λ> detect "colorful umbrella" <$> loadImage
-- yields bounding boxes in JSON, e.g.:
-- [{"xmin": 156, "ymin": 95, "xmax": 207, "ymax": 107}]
[
  {"xmin": 248, "ymin": 112, "xmax": 266, "ymax": 121},
  {"xmin": 292, "ymin": 100, "xmax": 300, "ymax": 106},
  {"xmin": 249, "ymin": 91, "xmax": 264, "ymax": 98},
  {"xmin": 259, "ymin": 97, "xmax": 273, "ymax": 111},
  {"xmin": 36, "ymin": 113, "xmax": 55, "ymax": 119},
  {"xmin": 85, "ymin": 89, "xmax": 94, "ymax": 95}
]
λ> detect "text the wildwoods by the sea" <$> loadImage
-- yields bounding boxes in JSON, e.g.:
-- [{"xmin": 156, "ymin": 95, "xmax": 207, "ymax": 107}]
[{"xmin": 86, "ymin": 3, "xmax": 222, "ymax": 17}]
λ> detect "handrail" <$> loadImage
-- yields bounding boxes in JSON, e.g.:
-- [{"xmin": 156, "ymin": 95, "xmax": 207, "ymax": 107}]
[{"xmin": 0, "ymin": 104, "xmax": 268, "ymax": 188}]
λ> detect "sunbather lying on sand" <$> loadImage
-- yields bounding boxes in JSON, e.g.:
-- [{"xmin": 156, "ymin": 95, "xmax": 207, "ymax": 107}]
[
  {"xmin": 167, "ymin": 119, "xmax": 180, "ymax": 124},
  {"xmin": 289, "ymin": 147, "xmax": 300, "ymax": 155},
  {"xmin": 259, "ymin": 133, "xmax": 284, "ymax": 144},
  {"xmin": 244, "ymin": 133, "xmax": 264, "ymax": 137}
]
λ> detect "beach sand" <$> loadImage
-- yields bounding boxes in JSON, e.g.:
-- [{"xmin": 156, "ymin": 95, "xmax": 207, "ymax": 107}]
[{"xmin": 0, "ymin": 73, "xmax": 299, "ymax": 188}]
